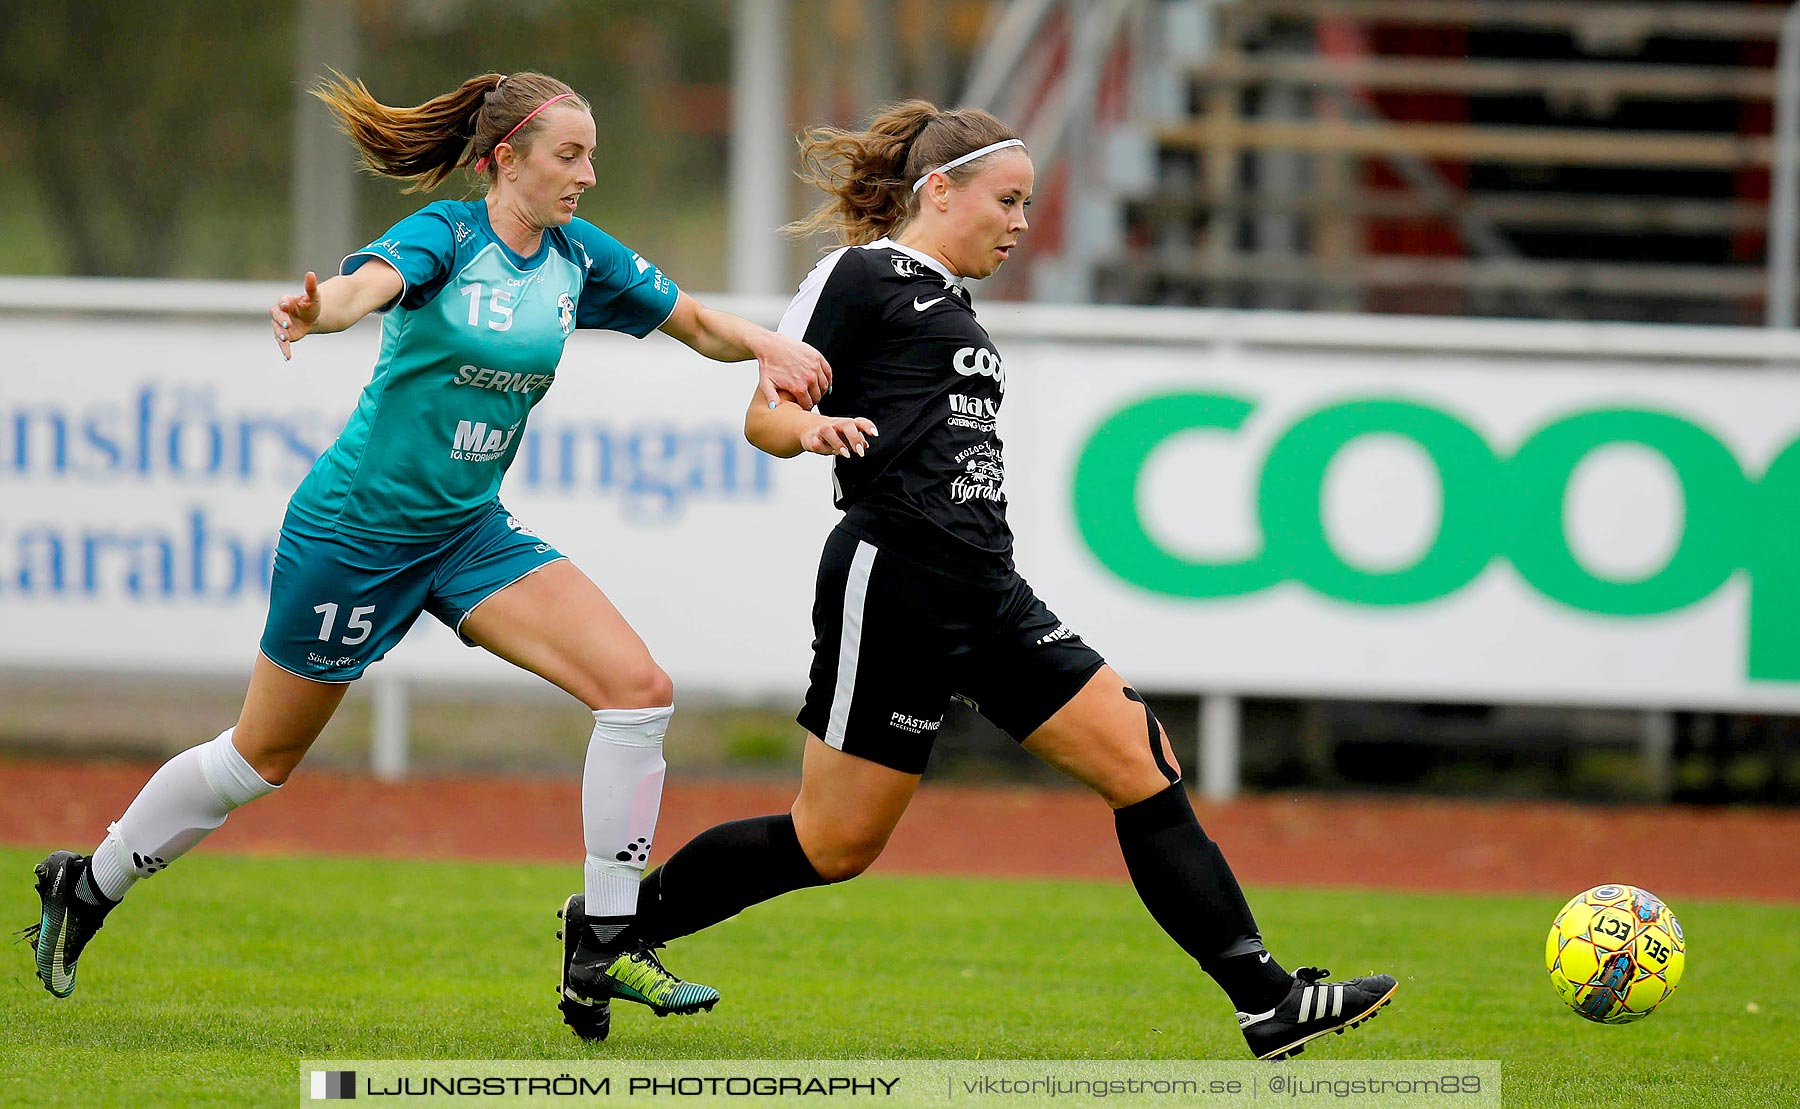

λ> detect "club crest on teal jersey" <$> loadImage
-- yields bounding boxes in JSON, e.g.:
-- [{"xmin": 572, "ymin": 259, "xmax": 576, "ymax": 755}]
[{"xmin": 558, "ymin": 292, "xmax": 575, "ymax": 334}]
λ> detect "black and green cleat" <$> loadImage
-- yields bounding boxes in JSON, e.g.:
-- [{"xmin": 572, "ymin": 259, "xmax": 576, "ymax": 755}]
[
  {"xmin": 22, "ymin": 851, "xmax": 114, "ymax": 999},
  {"xmin": 557, "ymin": 894, "xmax": 721, "ymax": 1041}
]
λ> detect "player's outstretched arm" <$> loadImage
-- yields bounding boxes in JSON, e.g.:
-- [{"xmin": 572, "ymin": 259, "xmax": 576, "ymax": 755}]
[
  {"xmin": 269, "ymin": 260, "xmax": 405, "ymax": 360},
  {"xmin": 659, "ymin": 291, "xmax": 832, "ymax": 410},
  {"xmin": 744, "ymin": 387, "xmax": 876, "ymax": 460}
]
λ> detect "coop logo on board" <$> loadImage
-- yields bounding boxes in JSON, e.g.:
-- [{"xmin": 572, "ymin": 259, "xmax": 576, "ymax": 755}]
[{"xmin": 1073, "ymin": 391, "xmax": 1800, "ymax": 683}]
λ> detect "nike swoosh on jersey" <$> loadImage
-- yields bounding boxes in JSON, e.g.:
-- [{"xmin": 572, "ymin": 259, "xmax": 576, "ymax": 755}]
[{"xmin": 912, "ymin": 296, "xmax": 946, "ymax": 311}]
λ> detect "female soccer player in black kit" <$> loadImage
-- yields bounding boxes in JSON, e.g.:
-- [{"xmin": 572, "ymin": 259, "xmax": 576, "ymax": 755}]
[{"xmin": 561, "ymin": 100, "xmax": 1397, "ymax": 1059}]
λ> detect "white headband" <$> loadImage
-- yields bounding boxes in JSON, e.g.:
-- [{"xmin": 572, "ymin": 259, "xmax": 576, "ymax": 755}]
[{"xmin": 911, "ymin": 138, "xmax": 1025, "ymax": 192}]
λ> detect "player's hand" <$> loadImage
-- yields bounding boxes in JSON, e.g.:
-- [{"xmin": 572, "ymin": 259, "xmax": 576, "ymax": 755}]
[
  {"xmin": 755, "ymin": 333, "xmax": 832, "ymax": 410},
  {"xmin": 799, "ymin": 415, "xmax": 878, "ymax": 459},
  {"xmin": 272, "ymin": 271, "xmax": 322, "ymax": 361}
]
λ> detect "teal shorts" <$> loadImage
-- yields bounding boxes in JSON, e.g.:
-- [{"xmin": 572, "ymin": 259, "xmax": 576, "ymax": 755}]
[{"xmin": 260, "ymin": 501, "xmax": 566, "ymax": 682}]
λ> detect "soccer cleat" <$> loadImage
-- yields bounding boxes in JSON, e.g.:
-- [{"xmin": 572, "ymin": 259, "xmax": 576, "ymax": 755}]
[
  {"xmin": 557, "ymin": 894, "xmax": 721, "ymax": 1040},
  {"xmin": 22, "ymin": 851, "xmax": 114, "ymax": 998},
  {"xmin": 1238, "ymin": 966, "xmax": 1398, "ymax": 1060},
  {"xmin": 597, "ymin": 944, "xmax": 721, "ymax": 1016},
  {"xmin": 557, "ymin": 895, "xmax": 612, "ymax": 1041}
]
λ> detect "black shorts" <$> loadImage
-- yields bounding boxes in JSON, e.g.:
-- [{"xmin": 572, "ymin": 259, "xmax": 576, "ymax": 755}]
[{"xmin": 796, "ymin": 525, "xmax": 1107, "ymax": 775}]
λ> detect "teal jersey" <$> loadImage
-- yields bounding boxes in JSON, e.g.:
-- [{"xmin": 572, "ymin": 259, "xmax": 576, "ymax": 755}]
[{"xmin": 288, "ymin": 199, "xmax": 679, "ymax": 538}]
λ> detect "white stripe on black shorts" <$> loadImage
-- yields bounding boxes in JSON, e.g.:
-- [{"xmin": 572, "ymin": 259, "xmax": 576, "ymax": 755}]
[{"xmin": 796, "ymin": 524, "xmax": 1106, "ymax": 775}]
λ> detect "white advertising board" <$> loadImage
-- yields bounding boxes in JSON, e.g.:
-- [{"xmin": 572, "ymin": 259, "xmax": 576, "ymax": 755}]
[
  {"xmin": 1000, "ymin": 342, "xmax": 1800, "ymax": 712},
  {"xmin": 0, "ymin": 314, "xmax": 836, "ymax": 696},
  {"xmin": 6, "ymin": 289, "xmax": 1800, "ymax": 712}
]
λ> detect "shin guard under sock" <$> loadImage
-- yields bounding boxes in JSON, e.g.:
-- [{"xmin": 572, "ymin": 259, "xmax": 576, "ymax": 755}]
[
  {"xmin": 581, "ymin": 706, "xmax": 672, "ymax": 938},
  {"xmin": 90, "ymin": 728, "xmax": 278, "ymax": 902},
  {"xmin": 1114, "ymin": 782, "xmax": 1291, "ymax": 1012},
  {"xmin": 632, "ymin": 814, "xmax": 827, "ymax": 946}
]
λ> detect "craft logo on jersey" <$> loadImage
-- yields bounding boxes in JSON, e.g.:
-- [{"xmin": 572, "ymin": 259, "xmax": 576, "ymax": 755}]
[
  {"xmin": 558, "ymin": 292, "xmax": 576, "ymax": 335},
  {"xmin": 953, "ymin": 346, "xmax": 1005, "ymax": 394},
  {"xmin": 892, "ymin": 256, "xmax": 926, "ymax": 278},
  {"xmin": 450, "ymin": 419, "xmax": 520, "ymax": 462},
  {"xmin": 631, "ymin": 251, "xmax": 672, "ymax": 294}
]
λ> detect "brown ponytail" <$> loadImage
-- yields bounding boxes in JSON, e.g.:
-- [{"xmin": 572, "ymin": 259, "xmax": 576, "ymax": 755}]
[
  {"xmin": 311, "ymin": 70, "xmax": 589, "ymax": 193},
  {"xmin": 786, "ymin": 99, "xmax": 1021, "ymax": 246}
]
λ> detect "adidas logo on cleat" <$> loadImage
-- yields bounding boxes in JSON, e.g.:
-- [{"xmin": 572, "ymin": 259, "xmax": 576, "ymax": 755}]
[{"xmin": 1238, "ymin": 967, "xmax": 1398, "ymax": 1061}]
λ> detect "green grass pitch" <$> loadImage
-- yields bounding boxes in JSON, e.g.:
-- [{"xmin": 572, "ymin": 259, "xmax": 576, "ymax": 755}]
[{"xmin": 2, "ymin": 846, "xmax": 1795, "ymax": 1107}]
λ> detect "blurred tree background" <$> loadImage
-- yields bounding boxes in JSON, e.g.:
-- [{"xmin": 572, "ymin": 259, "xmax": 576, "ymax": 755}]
[
  {"xmin": 346, "ymin": 1, "xmax": 738, "ymax": 289},
  {"xmin": 0, "ymin": 0, "xmax": 736, "ymax": 285},
  {"xmin": 0, "ymin": 0, "xmax": 994, "ymax": 288},
  {"xmin": 0, "ymin": 0, "xmax": 294, "ymax": 277}
]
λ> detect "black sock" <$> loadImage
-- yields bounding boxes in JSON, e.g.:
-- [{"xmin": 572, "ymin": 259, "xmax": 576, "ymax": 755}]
[
  {"xmin": 1208, "ymin": 948, "xmax": 1292, "ymax": 1015},
  {"xmin": 586, "ymin": 915, "xmax": 630, "ymax": 948},
  {"xmin": 72, "ymin": 866, "xmax": 117, "ymax": 912},
  {"xmin": 631, "ymin": 814, "xmax": 828, "ymax": 947},
  {"xmin": 1114, "ymin": 782, "xmax": 1291, "ymax": 1013}
]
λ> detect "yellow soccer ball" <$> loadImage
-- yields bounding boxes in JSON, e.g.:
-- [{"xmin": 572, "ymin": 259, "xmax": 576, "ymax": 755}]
[{"xmin": 1545, "ymin": 884, "xmax": 1686, "ymax": 1024}]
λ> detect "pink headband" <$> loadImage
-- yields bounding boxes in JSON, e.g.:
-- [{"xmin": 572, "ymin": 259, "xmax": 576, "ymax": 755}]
[{"xmin": 474, "ymin": 92, "xmax": 576, "ymax": 173}]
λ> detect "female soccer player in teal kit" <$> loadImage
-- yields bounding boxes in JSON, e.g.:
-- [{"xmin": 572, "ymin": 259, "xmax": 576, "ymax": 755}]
[{"xmin": 26, "ymin": 71, "xmax": 829, "ymax": 1043}]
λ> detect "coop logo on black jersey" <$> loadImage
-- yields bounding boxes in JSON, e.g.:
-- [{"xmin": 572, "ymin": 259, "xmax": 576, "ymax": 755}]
[{"xmin": 953, "ymin": 346, "xmax": 1005, "ymax": 393}]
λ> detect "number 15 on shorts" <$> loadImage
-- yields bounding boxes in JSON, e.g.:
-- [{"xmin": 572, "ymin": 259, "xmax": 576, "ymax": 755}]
[{"xmin": 314, "ymin": 602, "xmax": 375, "ymax": 646}]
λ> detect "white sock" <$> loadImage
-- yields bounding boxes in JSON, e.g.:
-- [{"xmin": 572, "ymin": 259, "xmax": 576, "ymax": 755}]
[
  {"xmin": 582, "ymin": 705, "xmax": 671, "ymax": 922},
  {"xmin": 89, "ymin": 728, "xmax": 278, "ymax": 901}
]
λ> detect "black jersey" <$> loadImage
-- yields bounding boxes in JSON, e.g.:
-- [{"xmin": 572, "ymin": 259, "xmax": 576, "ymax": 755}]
[{"xmin": 778, "ymin": 237, "xmax": 1013, "ymax": 585}]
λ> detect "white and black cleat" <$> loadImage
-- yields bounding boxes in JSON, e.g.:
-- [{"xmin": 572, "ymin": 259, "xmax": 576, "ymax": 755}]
[{"xmin": 1238, "ymin": 966, "xmax": 1397, "ymax": 1060}]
